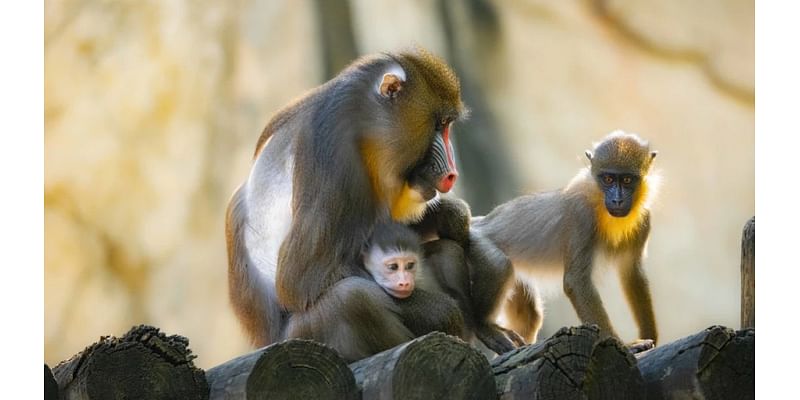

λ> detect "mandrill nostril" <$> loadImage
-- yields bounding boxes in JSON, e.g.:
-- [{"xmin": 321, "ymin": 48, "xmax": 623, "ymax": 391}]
[{"xmin": 437, "ymin": 172, "xmax": 458, "ymax": 193}]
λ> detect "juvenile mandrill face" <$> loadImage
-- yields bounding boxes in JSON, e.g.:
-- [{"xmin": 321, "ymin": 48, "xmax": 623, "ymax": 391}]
[
  {"xmin": 596, "ymin": 171, "xmax": 641, "ymax": 217},
  {"xmin": 587, "ymin": 130, "xmax": 655, "ymax": 218},
  {"xmin": 364, "ymin": 247, "xmax": 419, "ymax": 299}
]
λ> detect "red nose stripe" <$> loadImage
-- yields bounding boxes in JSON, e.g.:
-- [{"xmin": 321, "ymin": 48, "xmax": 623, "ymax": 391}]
[
  {"xmin": 437, "ymin": 125, "xmax": 458, "ymax": 193},
  {"xmin": 443, "ymin": 125, "xmax": 457, "ymax": 174}
]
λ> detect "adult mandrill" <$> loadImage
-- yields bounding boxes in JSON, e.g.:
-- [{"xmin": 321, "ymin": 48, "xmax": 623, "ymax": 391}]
[{"xmin": 226, "ymin": 50, "xmax": 466, "ymax": 359}]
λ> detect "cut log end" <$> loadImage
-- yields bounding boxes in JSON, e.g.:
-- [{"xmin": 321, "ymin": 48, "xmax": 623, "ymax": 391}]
[
  {"xmin": 584, "ymin": 337, "xmax": 644, "ymax": 400},
  {"xmin": 246, "ymin": 339, "xmax": 358, "ymax": 400},
  {"xmin": 697, "ymin": 327, "xmax": 755, "ymax": 400},
  {"xmin": 637, "ymin": 325, "xmax": 755, "ymax": 400},
  {"xmin": 52, "ymin": 325, "xmax": 208, "ymax": 400},
  {"xmin": 492, "ymin": 325, "xmax": 644, "ymax": 400},
  {"xmin": 351, "ymin": 332, "xmax": 495, "ymax": 400},
  {"xmin": 393, "ymin": 333, "xmax": 495, "ymax": 399},
  {"xmin": 45, "ymin": 364, "xmax": 58, "ymax": 400}
]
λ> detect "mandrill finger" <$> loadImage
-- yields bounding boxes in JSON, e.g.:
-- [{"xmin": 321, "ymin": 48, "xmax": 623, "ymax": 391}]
[
  {"xmin": 475, "ymin": 324, "xmax": 516, "ymax": 355},
  {"xmin": 626, "ymin": 338, "xmax": 655, "ymax": 354},
  {"xmin": 498, "ymin": 325, "xmax": 526, "ymax": 347}
]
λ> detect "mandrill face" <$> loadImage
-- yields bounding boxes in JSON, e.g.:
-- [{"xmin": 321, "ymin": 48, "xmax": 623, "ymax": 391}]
[
  {"xmin": 363, "ymin": 246, "xmax": 419, "ymax": 299},
  {"xmin": 596, "ymin": 172, "xmax": 641, "ymax": 217}
]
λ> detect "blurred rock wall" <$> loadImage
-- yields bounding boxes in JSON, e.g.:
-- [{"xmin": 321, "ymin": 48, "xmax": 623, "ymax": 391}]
[{"xmin": 45, "ymin": 0, "xmax": 753, "ymax": 368}]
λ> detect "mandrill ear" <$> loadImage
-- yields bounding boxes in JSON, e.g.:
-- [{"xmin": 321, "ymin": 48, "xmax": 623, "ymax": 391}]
[
  {"xmin": 377, "ymin": 65, "xmax": 406, "ymax": 99},
  {"xmin": 379, "ymin": 73, "xmax": 404, "ymax": 98},
  {"xmin": 585, "ymin": 150, "xmax": 593, "ymax": 161}
]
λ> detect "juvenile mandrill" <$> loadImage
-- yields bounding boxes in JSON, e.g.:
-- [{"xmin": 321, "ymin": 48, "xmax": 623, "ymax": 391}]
[
  {"xmin": 363, "ymin": 218, "xmax": 523, "ymax": 354},
  {"xmin": 361, "ymin": 221, "xmax": 466, "ymax": 339},
  {"xmin": 286, "ymin": 221, "xmax": 465, "ymax": 361},
  {"xmin": 473, "ymin": 131, "xmax": 659, "ymax": 348}
]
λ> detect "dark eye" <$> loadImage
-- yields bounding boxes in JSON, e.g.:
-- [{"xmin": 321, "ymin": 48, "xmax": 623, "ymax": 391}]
[
  {"xmin": 603, "ymin": 175, "xmax": 614, "ymax": 185},
  {"xmin": 436, "ymin": 117, "xmax": 450, "ymax": 131},
  {"xmin": 407, "ymin": 262, "xmax": 415, "ymax": 270},
  {"xmin": 388, "ymin": 263, "xmax": 398, "ymax": 271},
  {"xmin": 622, "ymin": 176, "xmax": 633, "ymax": 185}
]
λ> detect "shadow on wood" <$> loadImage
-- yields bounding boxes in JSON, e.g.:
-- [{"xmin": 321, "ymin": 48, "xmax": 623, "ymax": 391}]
[
  {"xmin": 349, "ymin": 331, "xmax": 496, "ymax": 400},
  {"xmin": 637, "ymin": 325, "xmax": 754, "ymax": 400},
  {"xmin": 52, "ymin": 325, "xmax": 208, "ymax": 400},
  {"xmin": 206, "ymin": 338, "xmax": 358, "ymax": 400},
  {"xmin": 491, "ymin": 325, "xmax": 644, "ymax": 400}
]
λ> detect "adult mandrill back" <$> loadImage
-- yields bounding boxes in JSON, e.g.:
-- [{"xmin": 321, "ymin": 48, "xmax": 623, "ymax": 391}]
[
  {"xmin": 226, "ymin": 50, "xmax": 465, "ymax": 354},
  {"xmin": 473, "ymin": 131, "xmax": 660, "ymax": 347}
]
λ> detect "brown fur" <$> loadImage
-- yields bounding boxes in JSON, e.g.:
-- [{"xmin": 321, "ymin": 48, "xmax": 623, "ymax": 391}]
[{"xmin": 226, "ymin": 50, "xmax": 466, "ymax": 357}]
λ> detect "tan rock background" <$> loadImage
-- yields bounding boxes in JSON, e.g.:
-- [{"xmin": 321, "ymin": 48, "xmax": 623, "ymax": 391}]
[{"xmin": 45, "ymin": 0, "xmax": 753, "ymax": 369}]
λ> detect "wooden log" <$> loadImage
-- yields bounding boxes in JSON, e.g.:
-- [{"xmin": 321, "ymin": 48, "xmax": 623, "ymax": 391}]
[
  {"xmin": 206, "ymin": 339, "xmax": 357, "ymax": 400},
  {"xmin": 637, "ymin": 325, "xmax": 754, "ymax": 400},
  {"xmin": 491, "ymin": 325, "xmax": 644, "ymax": 400},
  {"xmin": 45, "ymin": 364, "xmax": 58, "ymax": 400},
  {"xmin": 349, "ymin": 331, "xmax": 496, "ymax": 400},
  {"xmin": 52, "ymin": 325, "xmax": 208, "ymax": 400},
  {"xmin": 741, "ymin": 217, "xmax": 755, "ymax": 328}
]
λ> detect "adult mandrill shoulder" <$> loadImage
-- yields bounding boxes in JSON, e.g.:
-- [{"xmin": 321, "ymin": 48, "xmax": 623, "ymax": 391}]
[
  {"xmin": 473, "ymin": 131, "xmax": 660, "ymax": 349},
  {"xmin": 226, "ymin": 49, "xmax": 465, "ymax": 360}
]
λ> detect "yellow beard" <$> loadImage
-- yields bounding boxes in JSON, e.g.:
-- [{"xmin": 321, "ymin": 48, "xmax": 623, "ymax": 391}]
[{"xmin": 391, "ymin": 182, "xmax": 430, "ymax": 223}]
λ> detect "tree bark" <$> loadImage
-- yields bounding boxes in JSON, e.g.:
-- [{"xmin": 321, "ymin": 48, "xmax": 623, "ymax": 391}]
[
  {"xmin": 311, "ymin": 0, "xmax": 358, "ymax": 80},
  {"xmin": 741, "ymin": 217, "xmax": 755, "ymax": 328},
  {"xmin": 491, "ymin": 325, "xmax": 644, "ymax": 400},
  {"xmin": 636, "ymin": 325, "xmax": 754, "ymax": 400},
  {"xmin": 52, "ymin": 325, "xmax": 208, "ymax": 400},
  {"xmin": 206, "ymin": 338, "xmax": 357, "ymax": 400},
  {"xmin": 349, "ymin": 331, "xmax": 496, "ymax": 400}
]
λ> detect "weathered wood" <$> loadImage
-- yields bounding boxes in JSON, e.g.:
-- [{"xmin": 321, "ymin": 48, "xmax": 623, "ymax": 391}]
[
  {"xmin": 52, "ymin": 325, "xmax": 208, "ymax": 400},
  {"xmin": 637, "ymin": 325, "xmax": 754, "ymax": 400},
  {"xmin": 45, "ymin": 364, "xmax": 58, "ymax": 400},
  {"xmin": 206, "ymin": 339, "xmax": 357, "ymax": 400},
  {"xmin": 492, "ymin": 325, "xmax": 644, "ymax": 400},
  {"xmin": 349, "ymin": 331, "xmax": 496, "ymax": 400},
  {"xmin": 741, "ymin": 217, "xmax": 755, "ymax": 328}
]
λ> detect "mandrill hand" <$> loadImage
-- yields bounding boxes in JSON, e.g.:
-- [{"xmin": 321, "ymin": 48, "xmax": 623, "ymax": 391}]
[
  {"xmin": 627, "ymin": 338, "xmax": 655, "ymax": 354},
  {"xmin": 475, "ymin": 323, "xmax": 526, "ymax": 355}
]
